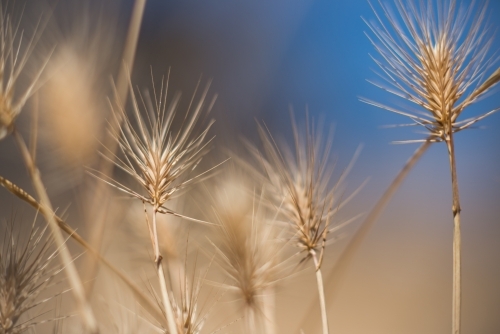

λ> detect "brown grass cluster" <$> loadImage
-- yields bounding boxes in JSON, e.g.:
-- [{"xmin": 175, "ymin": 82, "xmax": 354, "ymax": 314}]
[{"xmin": 0, "ymin": 0, "xmax": 498, "ymax": 333}]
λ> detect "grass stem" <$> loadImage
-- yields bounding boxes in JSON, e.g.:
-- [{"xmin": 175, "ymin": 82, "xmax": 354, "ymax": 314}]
[
  {"xmin": 13, "ymin": 129, "xmax": 99, "ymax": 333},
  {"xmin": 312, "ymin": 250, "xmax": 329, "ymax": 334},
  {"xmin": 153, "ymin": 210, "xmax": 179, "ymax": 334},
  {"xmin": 263, "ymin": 288, "xmax": 276, "ymax": 334},
  {"xmin": 83, "ymin": 0, "xmax": 148, "ymax": 297},
  {"xmin": 445, "ymin": 132, "xmax": 461, "ymax": 334}
]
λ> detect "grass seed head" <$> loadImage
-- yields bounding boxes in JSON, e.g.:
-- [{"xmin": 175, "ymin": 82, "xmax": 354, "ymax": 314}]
[
  {"xmin": 248, "ymin": 113, "xmax": 361, "ymax": 268},
  {"xmin": 94, "ymin": 73, "xmax": 217, "ymax": 214},
  {"xmin": 210, "ymin": 178, "xmax": 288, "ymax": 331},
  {"xmin": 0, "ymin": 217, "xmax": 60, "ymax": 333},
  {"xmin": 0, "ymin": 4, "xmax": 49, "ymax": 140},
  {"xmin": 168, "ymin": 266, "xmax": 209, "ymax": 334},
  {"xmin": 364, "ymin": 0, "xmax": 500, "ymax": 142}
]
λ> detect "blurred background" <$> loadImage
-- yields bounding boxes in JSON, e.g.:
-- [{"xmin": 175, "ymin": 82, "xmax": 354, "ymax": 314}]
[{"xmin": 1, "ymin": 0, "xmax": 500, "ymax": 333}]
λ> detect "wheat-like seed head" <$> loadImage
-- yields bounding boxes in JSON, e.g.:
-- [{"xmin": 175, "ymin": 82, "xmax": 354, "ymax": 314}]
[
  {"xmin": 246, "ymin": 114, "xmax": 362, "ymax": 268},
  {"xmin": 93, "ymin": 72, "xmax": 217, "ymax": 215},
  {"xmin": 0, "ymin": 4, "xmax": 49, "ymax": 140},
  {"xmin": 0, "ymin": 217, "xmax": 60, "ymax": 333},
  {"xmin": 363, "ymin": 0, "xmax": 500, "ymax": 143},
  {"xmin": 209, "ymin": 179, "xmax": 289, "ymax": 331}
]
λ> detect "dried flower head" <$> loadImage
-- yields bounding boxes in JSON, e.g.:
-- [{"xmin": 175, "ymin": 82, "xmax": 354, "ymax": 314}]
[
  {"xmin": 0, "ymin": 216, "xmax": 61, "ymax": 333},
  {"xmin": 247, "ymin": 113, "xmax": 363, "ymax": 269},
  {"xmin": 93, "ymin": 72, "xmax": 218, "ymax": 216},
  {"xmin": 362, "ymin": 0, "xmax": 500, "ymax": 143},
  {"xmin": 210, "ymin": 179, "xmax": 288, "ymax": 332},
  {"xmin": 0, "ymin": 4, "xmax": 49, "ymax": 140}
]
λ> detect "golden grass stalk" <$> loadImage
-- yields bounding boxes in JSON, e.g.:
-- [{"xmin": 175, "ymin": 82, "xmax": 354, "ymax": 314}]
[
  {"xmin": 115, "ymin": 0, "xmax": 147, "ymax": 106},
  {"xmin": 83, "ymin": 0, "xmax": 147, "ymax": 298},
  {"xmin": 246, "ymin": 113, "xmax": 363, "ymax": 334},
  {"xmin": 364, "ymin": 1, "xmax": 500, "ymax": 332},
  {"xmin": 12, "ymin": 130, "xmax": 98, "ymax": 333},
  {"xmin": 0, "ymin": 216, "xmax": 61, "ymax": 333},
  {"xmin": 92, "ymin": 73, "xmax": 221, "ymax": 334}
]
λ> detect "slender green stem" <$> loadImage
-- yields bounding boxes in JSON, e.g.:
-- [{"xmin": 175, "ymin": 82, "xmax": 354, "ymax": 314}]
[
  {"xmin": 153, "ymin": 210, "xmax": 178, "ymax": 334},
  {"xmin": 312, "ymin": 250, "xmax": 329, "ymax": 334},
  {"xmin": 13, "ymin": 130, "xmax": 98, "ymax": 333},
  {"xmin": 446, "ymin": 133, "xmax": 461, "ymax": 334}
]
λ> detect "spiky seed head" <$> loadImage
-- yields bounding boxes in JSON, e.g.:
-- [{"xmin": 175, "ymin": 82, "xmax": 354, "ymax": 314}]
[
  {"xmin": 248, "ymin": 114, "xmax": 361, "ymax": 267},
  {"xmin": 0, "ymin": 217, "xmax": 60, "ymax": 333},
  {"xmin": 210, "ymin": 180, "xmax": 288, "ymax": 331},
  {"xmin": 168, "ymin": 267, "xmax": 210, "ymax": 334},
  {"xmin": 0, "ymin": 4, "xmax": 49, "ymax": 140},
  {"xmin": 94, "ymin": 73, "xmax": 217, "ymax": 214},
  {"xmin": 150, "ymin": 248, "xmax": 221, "ymax": 334},
  {"xmin": 364, "ymin": 0, "xmax": 500, "ymax": 143}
]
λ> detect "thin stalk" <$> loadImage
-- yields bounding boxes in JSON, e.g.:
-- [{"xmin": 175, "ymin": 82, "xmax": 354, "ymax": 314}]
[
  {"xmin": 296, "ymin": 140, "xmax": 431, "ymax": 332},
  {"xmin": 445, "ymin": 132, "xmax": 461, "ymax": 334},
  {"xmin": 0, "ymin": 174, "xmax": 166, "ymax": 324},
  {"xmin": 153, "ymin": 210, "xmax": 179, "ymax": 334},
  {"xmin": 312, "ymin": 250, "xmax": 329, "ymax": 334},
  {"xmin": 262, "ymin": 288, "xmax": 276, "ymax": 334},
  {"xmin": 244, "ymin": 307, "xmax": 257, "ymax": 334},
  {"xmin": 12, "ymin": 129, "xmax": 98, "ymax": 333},
  {"xmin": 115, "ymin": 0, "xmax": 147, "ymax": 105},
  {"xmin": 83, "ymin": 0, "xmax": 148, "ymax": 295}
]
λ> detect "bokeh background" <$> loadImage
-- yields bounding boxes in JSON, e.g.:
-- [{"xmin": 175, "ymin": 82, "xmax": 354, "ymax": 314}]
[{"xmin": 1, "ymin": 0, "xmax": 500, "ymax": 333}]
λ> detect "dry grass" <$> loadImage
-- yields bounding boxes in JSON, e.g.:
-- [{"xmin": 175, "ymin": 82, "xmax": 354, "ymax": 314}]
[
  {"xmin": 208, "ymin": 177, "xmax": 290, "ymax": 334},
  {"xmin": 242, "ymin": 113, "xmax": 364, "ymax": 334},
  {"xmin": 91, "ymin": 71, "xmax": 221, "ymax": 334},
  {"xmin": 0, "ymin": 3, "xmax": 49, "ymax": 140},
  {"xmin": 364, "ymin": 0, "xmax": 500, "ymax": 333},
  {"xmin": 0, "ymin": 0, "xmax": 497, "ymax": 333},
  {"xmin": 0, "ymin": 216, "xmax": 61, "ymax": 333}
]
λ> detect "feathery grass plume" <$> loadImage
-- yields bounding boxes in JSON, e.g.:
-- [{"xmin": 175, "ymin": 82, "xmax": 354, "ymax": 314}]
[
  {"xmin": 39, "ymin": 0, "xmax": 122, "ymax": 190},
  {"xmin": 40, "ymin": 46, "xmax": 103, "ymax": 190},
  {"xmin": 363, "ymin": 1, "xmax": 500, "ymax": 333},
  {"xmin": 92, "ymin": 72, "xmax": 220, "ymax": 334},
  {"xmin": 210, "ymin": 177, "xmax": 289, "ymax": 334},
  {"xmin": 0, "ymin": 215, "xmax": 62, "ymax": 333},
  {"xmin": 246, "ymin": 113, "xmax": 363, "ymax": 334},
  {"xmin": 0, "ymin": 3, "xmax": 49, "ymax": 140}
]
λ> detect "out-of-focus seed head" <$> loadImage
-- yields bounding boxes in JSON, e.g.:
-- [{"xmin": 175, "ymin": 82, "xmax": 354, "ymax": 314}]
[
  {"xmin": 0, "ymin": 4, "xmax": 49, "ymax": 140},
  {"xmin": 0, "ymin": 217, "xmax": 60, "ymax": 333},
  {"xmin": 210, "ymin": 177, "xmax": 289, "ymax": 332}
]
